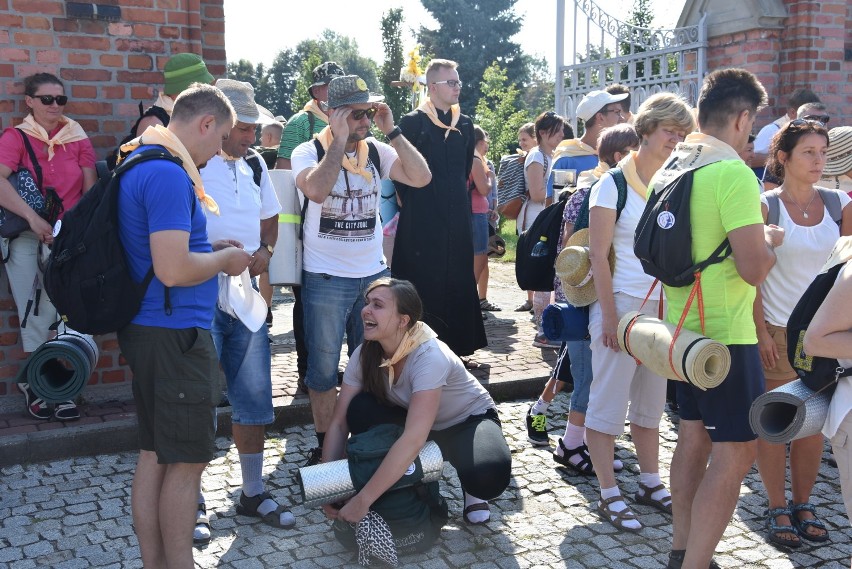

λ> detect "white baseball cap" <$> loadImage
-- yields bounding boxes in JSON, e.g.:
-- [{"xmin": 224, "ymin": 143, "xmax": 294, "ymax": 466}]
[{"xmin": 576, "ymin": 90, "xmax": 629, "ymax": 122}]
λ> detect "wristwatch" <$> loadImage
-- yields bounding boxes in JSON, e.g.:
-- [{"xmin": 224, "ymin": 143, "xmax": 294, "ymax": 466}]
[{"xmin": 260, "ymin": 241, "xmax": 274, "ymax": 255}]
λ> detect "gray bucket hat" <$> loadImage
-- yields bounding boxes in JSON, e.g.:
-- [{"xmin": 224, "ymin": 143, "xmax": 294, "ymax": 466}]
[
  {"xmin": 214, "ymin": 78, "xmax": 274, "ymax": 125},
  {"xmin": 327, "ymin": 75, "xmax": 384, "ymax": 109}
]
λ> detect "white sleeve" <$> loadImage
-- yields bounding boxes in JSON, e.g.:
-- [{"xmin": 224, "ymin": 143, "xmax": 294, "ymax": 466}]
[
  {"xmin": 290, "ymin": 140, "xmax": 318, "ymax": 183},
  {"xmin": 839, "ymin": 191, "xmax": 852, "ymax": 209},
  {"xmin": 258, "ymin": 156, "xmax": 282, "ymax": 219},
  {"xmin": 754, "ymin": 123, "xmax": 777, "ymax": 154},
  {"xmin": 374, "ymin": 140, "xmax": 399, "ymax": 180},
  {"xmin": 588, "ymin": 172, "xmax": 618, "ymax": 210}
]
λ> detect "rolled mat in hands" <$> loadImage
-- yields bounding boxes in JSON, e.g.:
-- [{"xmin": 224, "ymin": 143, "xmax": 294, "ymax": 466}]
[
  {"xmin": 617, "ymin": 311, "xmax": 730, "ymax": 391},
  {"xmin": 18, "ymin": 331, "xmax": 98, "ymax": 404},
  {"xmin": 749, "ymin": 379, "xmax": 831, "ymax": 444},
  {"xmin": 298, "ymin": 441, "xmax": 444, "ymax": 508},
  {"xmin": 542, "ymin": 303, "xmax": 589, "ymax": 342}
]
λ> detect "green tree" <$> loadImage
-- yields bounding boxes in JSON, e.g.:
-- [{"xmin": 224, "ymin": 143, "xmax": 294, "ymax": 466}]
[
  {"xmin": 293, "ymin": 49, "xmax": 323, "ymax": 111},
  {"xmin": 520, "ymin": 56, "xmax": 554, "ymax": 117},
  {"xmin": 418, "ymin": 0, "xmax": 527, "ymax": 113},
  {"xmin": 265, "ymin": 48, "xmax": 301, "ymax": 118},
  {"xmin": 474, "ymin": 62, "xmax": 529, "ymax": 163},
  {"xmin": 380, "ymin": 8, "xmax": 410, "ymax": 122},
  {"xmin": 619, "ymin": 0, "xmax": 657, "ymax": 79}
]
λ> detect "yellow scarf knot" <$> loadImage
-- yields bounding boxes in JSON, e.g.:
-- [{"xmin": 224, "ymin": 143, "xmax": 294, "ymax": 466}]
[
  {"xmin": 417, "ymin": 99, "xmax": 461, "ymax": 140},
  {"xmin": 315, "ymin": 126, "xmax": 373, "ymax": 182},
  {"xmin": 16, "ymin": 115, "xmax": 89, "ymax": 161},
  {"xmin": 379, "ymin": 322, "xmax": 438, "ymax": 388}
]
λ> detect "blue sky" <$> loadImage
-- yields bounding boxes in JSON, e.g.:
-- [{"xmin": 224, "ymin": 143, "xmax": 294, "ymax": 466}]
[{"xmin": 224, "ymin": 0, "xmax": 687, "ymax": 71}]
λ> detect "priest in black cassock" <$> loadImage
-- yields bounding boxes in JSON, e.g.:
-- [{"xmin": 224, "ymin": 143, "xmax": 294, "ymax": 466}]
[{"xmin": 392, "ymin": 58, "xmax": 488, "ymax": 360}]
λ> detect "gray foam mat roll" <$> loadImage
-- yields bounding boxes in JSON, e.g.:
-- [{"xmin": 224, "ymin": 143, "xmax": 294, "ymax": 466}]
[{"xmin": 749, "ymin": 379, "xmax": 831, "ymax": 444}]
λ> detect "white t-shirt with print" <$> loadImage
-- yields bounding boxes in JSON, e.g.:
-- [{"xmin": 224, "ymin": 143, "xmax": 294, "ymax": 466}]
[
  {"xmin": 201, "ymin": 152, "xmax": 281, "ymax": 252},
  {"xmin": 291, "ymin": 139, "xmax": 398, "ymax": 277},
  {"xmin": 588, "ymin": 172, "xmax": 655, "ymax": 298}
]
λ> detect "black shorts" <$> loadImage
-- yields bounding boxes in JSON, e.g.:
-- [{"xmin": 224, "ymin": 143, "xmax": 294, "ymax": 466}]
[
  {"xmin": 118, "ymin": 324, "xmax": 221, "ymax": 464},
  {"xmin": 552, "ymin": 342, "xmax": 574, "ymax": 384},
  {"xmin": 676, "ymin": 344, "xmax": 765, "ymax": 442}
]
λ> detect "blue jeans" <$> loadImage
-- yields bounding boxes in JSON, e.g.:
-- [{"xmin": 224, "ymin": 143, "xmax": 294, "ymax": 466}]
[
  {"xmin": 567, "ymin": 340, "xmax": 593, "ymax": 414},
  {"xmin": 211, "ymin": 306, "xmax": 273, "ymax": 425},
  {"xmin": 302, "ymin": 268, "xmax": 390, "ymax": 392}
]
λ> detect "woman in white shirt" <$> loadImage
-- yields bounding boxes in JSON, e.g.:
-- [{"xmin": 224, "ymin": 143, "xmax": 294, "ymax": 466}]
[
  {"xmin": 581, "ymin": 93, "xmax": 695, "ymax": 532},
  {"xmin": 754, "ymin": 119, "xmax": 852, "ymax": 548}
]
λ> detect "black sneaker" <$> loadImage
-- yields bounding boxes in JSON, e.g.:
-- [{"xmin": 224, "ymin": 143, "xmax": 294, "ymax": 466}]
[
  {"xmin": 304, "ymin": 447, "xmax": 322, "ymax": 467},
  {"xmin": 526, "ymin": 409, "xmax": 549, "ymax": 446},
  {"xmin": 667, "ymin": 550, "xmax": 721, "ymax": 569},
  {"xmin": 266, "ymin": 307, "xmax": 273, "ymax": 329},
  {"xmin": 17, "ymin": 383, "xmax": 51, "ymax": 420}
]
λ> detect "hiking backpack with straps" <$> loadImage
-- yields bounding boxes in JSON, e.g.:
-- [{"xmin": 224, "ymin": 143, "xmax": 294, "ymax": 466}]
[
  {"xmin": 633, "ymin": 163, "xmax": 731, "ymax": 288},
  {"xmin": 43, "ymin": 149, "xmax": 185, "ymax": 335},
  {"xmin": 571, "ymin": 167, "xmax": 629, "ymax": 233},
  {"xmin": 764, "ymin": 187, "xmax": 843, "ymax": 228}
]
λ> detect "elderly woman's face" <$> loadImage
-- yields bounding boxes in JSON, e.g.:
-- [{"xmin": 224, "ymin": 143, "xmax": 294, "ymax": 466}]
[
  {"xmin": 643, "ymin": 123, "xmax": 686, "ymax": 162},
  {"xmin": 26, "ymin": 82, "xmax": 66, "ymax": 127}
]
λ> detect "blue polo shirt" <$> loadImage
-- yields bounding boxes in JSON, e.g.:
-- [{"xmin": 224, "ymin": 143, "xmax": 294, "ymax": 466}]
[{"xmin": 117, "ymin": 145, "xmax": 217, "ymax": 329}]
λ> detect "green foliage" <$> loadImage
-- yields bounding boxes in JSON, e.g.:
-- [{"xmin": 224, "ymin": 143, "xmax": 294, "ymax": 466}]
[
  {"xmin": 474, "ymin": 62, "xmax": 530, "ymax": 163},
  {"xmin": 293, "ymin": 50, "xmax": 323, "ymax": 111},
  {"xmin": 227, "ymin": 59, "xmax": 288, "ymax": 118},
  {"xmin": 619, "ymin": 0, "xmax": 657, "ymax": 79},
  {"xmin": 520, "ymin": 55, "xmax": 554, "ymax": 117},
  {"xmin": 418, "ymin": 0, "xmax": 527, "ymax": 113},
  {"xmin": 380, "ymin": 8, "xmax": 410, "ymax": 123}
]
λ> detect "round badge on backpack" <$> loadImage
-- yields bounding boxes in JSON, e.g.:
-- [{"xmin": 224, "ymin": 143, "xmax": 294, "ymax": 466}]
[{"xmin": 657, "ymin": 211, "xmax": 675, "ymax": 229}]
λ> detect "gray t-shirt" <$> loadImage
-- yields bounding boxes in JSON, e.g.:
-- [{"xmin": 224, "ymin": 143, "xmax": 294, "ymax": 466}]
[{"xmin": 343, "ymin": 338, "xmax": 495, "ymax": 431}]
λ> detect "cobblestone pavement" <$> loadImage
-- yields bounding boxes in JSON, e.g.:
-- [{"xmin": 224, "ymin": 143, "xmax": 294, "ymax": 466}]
[{"xmin": 1, "ymin": 395, "xmax": 850, "ymax": 568}]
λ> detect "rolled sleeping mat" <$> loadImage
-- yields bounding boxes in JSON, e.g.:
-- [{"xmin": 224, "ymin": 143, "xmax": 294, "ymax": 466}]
[
  {"xmin": 542, "ymin": 303, "xmax": 589, "ymax": 342},
  {"xmin": 617, "ymin": 311, "xmax": 731, "ymax": 391},
  {"xmin": 749, "ymin": 379, "xmax": 831, "ymax": 444},
  {"xmin": 19, "ymin": 330, "xmax": 99, "ymax": 404},
  {"xmin": 267, "ymin": 169, "xmax": 303, "ymax": 286},
  {"xmin": 298, "ymin": 440, "xmax": 444, "ymax": 508}
]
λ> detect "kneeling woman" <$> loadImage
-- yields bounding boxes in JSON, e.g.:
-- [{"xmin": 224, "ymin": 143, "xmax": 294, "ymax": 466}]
[{"xmin": 322, "ymin": 278, "xmax": 512, "ymax": 525}]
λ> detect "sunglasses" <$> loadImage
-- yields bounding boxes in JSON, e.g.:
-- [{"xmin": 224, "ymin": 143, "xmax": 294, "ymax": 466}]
[
  {"xmin": 351, "ymin": 107, "xmax": 377, "ymax": 121},
  {"xmin": 432, "ymin": 80, "xmax": 463, "ymax": 89},
  {"xmin": 790, "ymin": 118, "xmax": 826, "ymax": 128},
  {"xmin": 32, "ymin": 95, "xmax": 68, "ymax": 106},
  {"xmin": 802, "ymin": 114, "xmax": 830, "ymax": 125}
]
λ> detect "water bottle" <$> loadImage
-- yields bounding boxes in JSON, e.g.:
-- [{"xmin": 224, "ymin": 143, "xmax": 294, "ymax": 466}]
[{"xmin": 530, "ymin": 236, "xmax": 549, "ymax": 257}]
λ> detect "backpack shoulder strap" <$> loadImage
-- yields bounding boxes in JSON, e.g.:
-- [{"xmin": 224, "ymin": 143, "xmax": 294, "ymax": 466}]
[
  {"xmin": 308, "ymin": 111, "xmax": 315, "ymax": 136},
  {"xmin": 300, "ymin": 139, "xmax": 325, "ymax": 240},
  {"xmin": 366, "ymin": 141, "xmax": 381, "ymax": 175},
  {"xmin": 609, "ymin": 167, "xmax": 628, "ymax": 222},
  {"xmin": 244, "ymin": 149, "xmax": 263, "ymax": 187},
  {"xmin": 764, "ymin": 189, "xmax": 781, "ymax": 226},
  {"xmin": 817, "ymin": 188, "xmax": 842, "ymax": 227}
]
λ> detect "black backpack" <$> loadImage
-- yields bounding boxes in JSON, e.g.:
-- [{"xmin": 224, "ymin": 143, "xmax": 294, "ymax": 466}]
[
  {"xmin": 515, "ymin": 196, "xmax": 568, "ymax": 292},
  {"xmin": 44, "ymin": 150, "xmax": 184, "ymax": 335},
  {"xmin": 787, "ymin": 261, "xmax": 852, "ymax": 395},
  {"xmin": 634, "ymin": 164, "xmax": 731, "ymax": 288},
  {"xmin": 333, "ymin": 424, "xmax": 448, "ymax": 555}
]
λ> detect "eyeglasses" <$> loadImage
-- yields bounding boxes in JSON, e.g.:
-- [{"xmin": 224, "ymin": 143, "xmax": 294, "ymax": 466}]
[
  {"xmin": 790, "ymin": 118, "xmax": 827, "ymax": 128},
  {"xmin": 32, "ymin": 95, "xmax": 68, "ymax": 106},
  {"xmin": 602, "ymin": 108, "xmax": 624, "ymax": 117},
  {"xmin": 802, "ymin": 115, "xmax": 830, "ymax": 125},
  {"xmin": 351, "ymin": 107, "xmax": 377, "ymax": 121},
  {"xmin": 432, "ymin": 80, "xmax": 463, "ymax": 89}
]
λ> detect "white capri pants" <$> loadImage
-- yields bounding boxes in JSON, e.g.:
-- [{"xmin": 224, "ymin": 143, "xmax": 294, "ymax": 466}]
[
  {"xmin": 3, "ymin": 231, "xmax": 57, "ymax": 352},
  {"xmin": 585, "ymin": 292, "xmax": 667, "ymax": 436},
  {"xmin": 831, "ymin": 412, "xmax": 852, "ymax": 522}
]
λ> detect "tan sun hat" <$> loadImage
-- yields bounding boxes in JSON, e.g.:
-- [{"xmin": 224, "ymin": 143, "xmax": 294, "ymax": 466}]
[{"xmin": 556, "ymin": 228, "xmax": 616, "ymax": 307}]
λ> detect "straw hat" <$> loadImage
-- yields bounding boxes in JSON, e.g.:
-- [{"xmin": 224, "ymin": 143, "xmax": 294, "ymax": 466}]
[
  {"xmin": 555, "ymin": 228, "xmax": 616, "ymax": 307},
  {"xmin": 824, "ymin": 126, "xmax": 852, "ymax": 177}
]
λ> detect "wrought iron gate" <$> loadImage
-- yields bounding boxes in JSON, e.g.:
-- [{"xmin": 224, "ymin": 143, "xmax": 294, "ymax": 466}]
[{"xmin": 555, "ymin": 0, "xmax": 707, "ymax": 132}]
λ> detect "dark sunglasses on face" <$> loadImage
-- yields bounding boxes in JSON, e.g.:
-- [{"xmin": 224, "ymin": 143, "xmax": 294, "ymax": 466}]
[
  {"xmin": 33, "ymin": 95, "xmax": 68, "ymax": 106},
  {"xmin": 802, "ymin": 114, "xmax": 830, "ymax": 124},
  {"xmin": 790, "ymin": 118, "xmax": 826, "ymax": 128},
  {"xmin": 351, "ymin": 107, "xmax": 377, "ymax": 121}
]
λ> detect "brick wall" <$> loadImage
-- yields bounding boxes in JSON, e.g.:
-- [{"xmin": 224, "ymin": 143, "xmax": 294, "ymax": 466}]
[
  {"xmin": 0, "ymin": 0, "xmax": 225, "ymax": 401},
  {"xmin": 705, "ymin": 0, "xmax": 852, "ymax": 129}
]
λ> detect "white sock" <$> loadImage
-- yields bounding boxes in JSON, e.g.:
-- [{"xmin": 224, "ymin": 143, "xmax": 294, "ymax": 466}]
[
  {"xmin": 639, "ymin": 472, "xmax": 668, "ymax": 501},
  {"xmin": 194, "ymin": 493, "xmax": 210, "ymax": 542},
  {"xmin": 240, "ymin": 452, "xmax": 294, "ymax": 527},
  {"xmin": 530, "ymin": 398, "xmax": 549, "ymax": 416},
  {"xmin": 464, "ymin": 492, "xmax": 490, "ymax": 523},
  {"xmin": 561, "ymin": 423, "xmax": 585, "ymax": 450},
  {"xmin": 600, "ymin": 486, "xmax": 641, "ymax": 530}
]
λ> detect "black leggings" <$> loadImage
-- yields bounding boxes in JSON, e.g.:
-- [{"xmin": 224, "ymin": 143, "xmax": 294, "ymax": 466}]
[{"xmin": 346, "ymin": 391, "xmax": 512, "ymax": 501}]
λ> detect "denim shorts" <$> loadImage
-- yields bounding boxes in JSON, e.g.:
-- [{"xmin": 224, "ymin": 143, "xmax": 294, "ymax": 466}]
[
  {"xmin": 118, "ymin": 324, "xmax": 220, "ymax": 464},
  {"xmin": 302, "ymin": 268, "xmax": 390, "ymax": 392},
  {"xmin": 676, "ymin": 344, "xmax": 765, "ymax": 442},
  {"xmin": 567, "ymin": 340, "xmax": 593, "ymax": 414},
  {"xmin": 471, "ymin": 212, "xmax": 489, "ymax": 255},
  {"xmin": 211, "ymin": 306, "xmax": 273, "ymax": 425}
]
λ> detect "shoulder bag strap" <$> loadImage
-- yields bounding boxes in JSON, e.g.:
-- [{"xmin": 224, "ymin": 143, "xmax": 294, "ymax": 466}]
[
  {"xmin": 16, "ymin": 129, "xmax": 43, "ymax": 190},
  {"xmin": 817, "ymin": 188, "xmax": 842, "ymax": 227},
  {"xmin": 764, "ymin": 190, "xmax": 781, "ymax": 226}
]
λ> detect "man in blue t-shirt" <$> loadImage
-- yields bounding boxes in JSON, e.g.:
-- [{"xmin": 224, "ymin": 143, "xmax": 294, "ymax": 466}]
[{"xmin": 116, "ymin": 84, "xmax": 251, "ymax": 568}]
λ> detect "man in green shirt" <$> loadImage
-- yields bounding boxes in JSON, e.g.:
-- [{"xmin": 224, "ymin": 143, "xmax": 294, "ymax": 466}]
[{"xmin": 661, "ymin": 69, "xmax": 784, "ymax": 569}]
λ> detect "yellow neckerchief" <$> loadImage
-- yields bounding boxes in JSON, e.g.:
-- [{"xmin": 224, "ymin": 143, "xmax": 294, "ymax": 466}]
[
  {"xmin": 120, "ymin": 124, "xmax": 220, "ymax": 215},
  {"xmin": 315, "ymin": 125, "xmax": 372, "ymax": 182},
  {"xmin": 649, "ymin": 132, "xmax": 741, "ymax": 196},
  {"xmin": 379, "ymin": 321, "xmax": 438, "ymax": 388},
  {"xmin": 618, "ymin": 151, "xmax": 648, "ymax": 198},
  {"xmin": 552, "ymin": 138, "xmax": 596, "ymax": 162},
  {"xmin": 303, "ymin": 99, "xmax": 329, "ymax": 124},
  {"xmin": 16, "ymin": 115, "xmax": 88, "ymax": 161},
  {"xmin": 417, "ymin": 98, "xmax": 460, "ymax": 140},
  {"xmin": 576, "ymin": 160, "xmax": 609, "ymax": 189},
  {"xmin": 154, "ymin": 93, "xmax": 175, "ymax": 115}
]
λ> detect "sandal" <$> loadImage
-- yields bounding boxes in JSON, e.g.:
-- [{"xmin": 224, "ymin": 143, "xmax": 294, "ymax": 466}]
[
  {"xmin": 463, "ymin": 501, "xmax": 490, "ymax": 525},
  {"xmin": 479, "ymin": 298, "xmax": 501, "ymax": 311},
  {"xmin": 194, "ymin": 501, "xmax": 211, "ymax": 546},
  {"xmin": 462, "ymin": 358, "xmax": 482, "ymax": 370},
  {"xmin": 633, "ymin": 482, "xmax": 672, "ymax": 514},
  {"xmin": 667, "ymin": 549, "xmax": 722, "ymax": 569},
  {"xmin": 514, "ymin": 300, "xmax": 533, "ymax": 312},
  {"xmin": 763, "ymin": 506, "xmax": 801, "ymax": 548},
  {"xmin": 596, "ymin": 495, "xmax": 643, "ymax": 533},
  {"xmin": 552, "ymin": 438, "xmax": 595, "ymax": 475},
  {"xmin": 790, "ymin": 502, "xmax": 829, "ymax": 542},
  {"xmin": 236, "ymin": 491, "xmax": 296, "ymax": 529},
  {"xmin": 17, "ymin": 382, "xmax": 51, "ymax": 420},
  {"xmin": 54, "ymin": 400, "xmax": 80, "ymax": 422}
]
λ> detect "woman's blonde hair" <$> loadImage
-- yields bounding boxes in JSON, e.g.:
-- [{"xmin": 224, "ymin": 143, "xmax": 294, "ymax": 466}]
[{"xmin": 634, "ymin": 92, "xmax": 695, "ymax": 139}]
